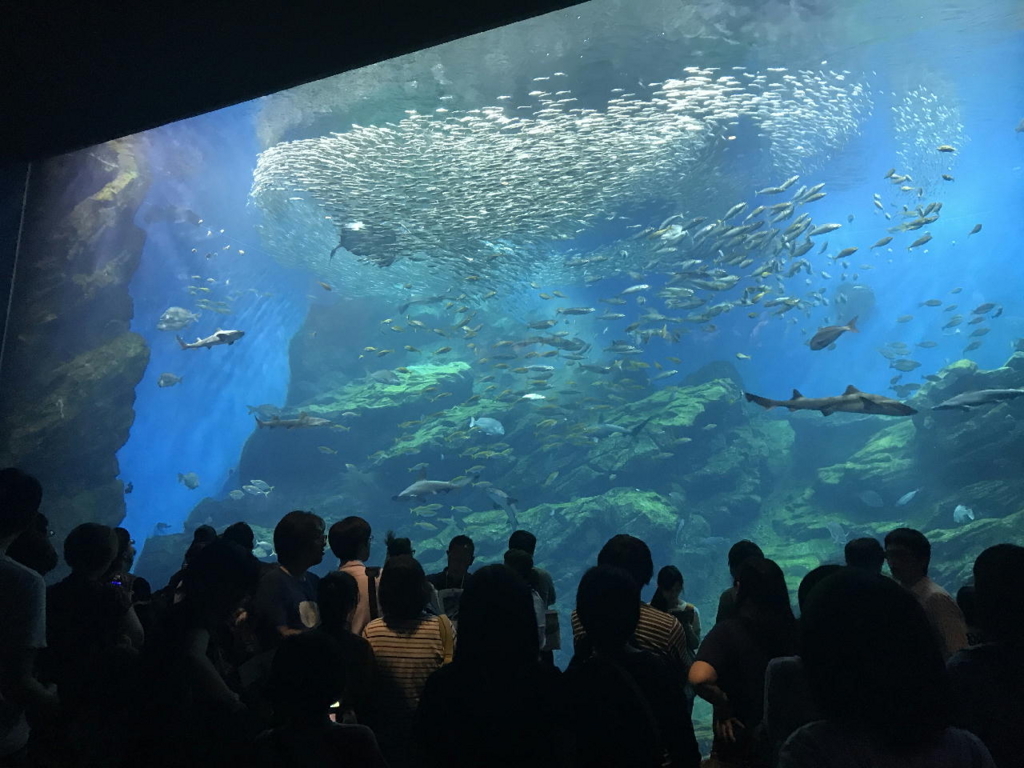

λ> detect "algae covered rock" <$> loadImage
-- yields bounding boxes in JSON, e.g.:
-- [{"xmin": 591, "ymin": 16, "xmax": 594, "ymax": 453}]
[
  {"xmin": 0, "ymin": 140, "xmax": 151, "ymax": 543},
  {"xmin": 926, "ymin": 508, "xmax": 1024, "ymax": 594},
  {"xmin": 190, "ymin": 361, "xmax": 474, "ymax": 528},
  {"xmin": 814, "ymin": 420, "xmax": 917, "ymax": 518}
]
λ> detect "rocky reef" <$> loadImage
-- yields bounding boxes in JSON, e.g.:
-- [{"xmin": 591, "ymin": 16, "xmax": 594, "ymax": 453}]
[
  {"xmin": 152, "ymin": 292, "xmax": 1024, "ymax": 633},
  {"xmin": 0, "ymin": 140, "xmax": 151, "ymax": 541}
]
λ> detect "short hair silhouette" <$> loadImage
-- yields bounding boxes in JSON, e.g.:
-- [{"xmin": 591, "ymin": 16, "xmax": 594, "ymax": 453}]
[
  {"xmin": 845, "ymin": 537, "xmax": 885, "ymax": 571},
  {"xmin": 597, "ymin": 534, "xmax": 654, "ymax": 588},
  {"xmin": 328, "ymin": 516, "xmax": 371, "ymax": 561}
]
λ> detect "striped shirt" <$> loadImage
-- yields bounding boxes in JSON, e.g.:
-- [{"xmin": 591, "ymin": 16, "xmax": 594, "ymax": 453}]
[
  {"xmin": 572, "ymin": 602, "xmax": 687, "ymax": 669},
  {"xmin": 363, "ymin": 615, "xmax": 447, "ymax": 766}
]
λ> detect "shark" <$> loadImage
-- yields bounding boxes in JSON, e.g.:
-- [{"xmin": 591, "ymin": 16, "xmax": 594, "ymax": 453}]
[
  {"xmin": 176, "ymin": 328, "xmax": 245, "ymax": 350},
  {"xmin": 255, "ymin": 412, "xmax": 331, "ymax": 429},
  {"xmin": 393, "ymin": 472, "xmax": 475, "ymax": 501},
  {"xmin": 932, "ymin": 389, "xmax": 1024, "ymax": 411},
  {"xmin": 744, "ymin": 385, "xmax": 917, "ymax": 417},
  {"xmin": 485, "ymin": 486, "xmax": 519, "ymax": 530}
]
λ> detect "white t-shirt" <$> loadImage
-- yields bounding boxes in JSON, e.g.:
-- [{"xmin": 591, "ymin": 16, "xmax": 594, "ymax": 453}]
[
  {"xmin": 338, "ymin": 560, "xmax": 381, "ymax": 636},
  {"xmin": 0, "ymin": 555, "xmax": 46, "ymax": 757}
]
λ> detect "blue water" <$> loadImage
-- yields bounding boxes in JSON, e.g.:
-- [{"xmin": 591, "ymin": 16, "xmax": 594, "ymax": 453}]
[
  {"xmin": 118, "ymin": 105, "xmax": 308, "ymax": 539},
  {"xmin": 108, "ymin": 23, "xmax": 1024, "ymax": 560}
]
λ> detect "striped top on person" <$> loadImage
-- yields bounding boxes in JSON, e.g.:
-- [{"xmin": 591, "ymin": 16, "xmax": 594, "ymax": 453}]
[
  {"xmin": 363, "ymin": 615, "xmax": 450, "ymax": 766},
  {"xmin": 572, "ymin": 602, "xmax": 688, "ymax": 668}
]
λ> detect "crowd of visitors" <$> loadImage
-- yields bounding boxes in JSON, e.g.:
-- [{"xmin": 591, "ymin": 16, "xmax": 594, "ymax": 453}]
[{"xmin": 1, "ymin": 465, "xmax": 1021, "ymax": 768}]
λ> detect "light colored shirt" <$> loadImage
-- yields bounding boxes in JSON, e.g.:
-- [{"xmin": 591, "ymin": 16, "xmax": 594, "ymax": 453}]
[
  {"xmin": 780, "ymin": 720, "xmax": 995, "ymax": 768},
  {"xmin": 339, "ymin": 560, "xmax": 380, "ymax": 636},
  {"xmin": 910, "ymin": 576, "xmax": 969, "ymax": 661},
  {"xmin": 0, "ymin": 555, "xmax": 46, "ymax": 757}
]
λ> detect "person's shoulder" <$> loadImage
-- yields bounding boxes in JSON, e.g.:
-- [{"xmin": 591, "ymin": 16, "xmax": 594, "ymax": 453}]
[
  {"xmin": 768, "ymin": 655, "xmax": 802, "ymax": 672},
  {"xmin": 918, "ymin": 577, "xmax": 955, "ymax": 601},
  {"xmin": 0, "ymin": 556, "xmax": 45, "ymax": 606},
  {"xmin": 936, "ymin": 726, "xmax": 997, "ymax": 762},
  {"xmin": 639, "ymin": 601, "xmax": 680, "ymax": 630},
  {"xmin": 258, "ymin": 563, "xmax": 285, "ymax": 583},
  {"xmin": 0, "ymin": 554, "xmax": 44, "ymax": 586},
  {"xmin": 779, "ymin": 720, "xmax": 843, "ymax": 766}
]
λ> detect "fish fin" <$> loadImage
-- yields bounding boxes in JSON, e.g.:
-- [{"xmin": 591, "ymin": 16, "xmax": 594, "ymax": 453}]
[
  {"xmin": 744, "ymin": 392, "xmax": 775, "ymax": 410},
  {"xmin": 493, "ymin": 503, "xmax": 502, "ymax": 511},
  {"xmin": 860, "ymin": 396, "xmax": 884, "ymax": 413},
  {"xmin": 508, "ymin": 497, "xmax": 519, "ymax": 506},
  {"xmin": 630, "ymin": 417, "xmax": 653, "ymax": 436},
  {"xmin": 792, "ymin": 389, "xmax": 805, "ymax": 399},
  {"xmin": 820, "ymin": 408, "xmax": 835, "ymax": 417},
  {"xmin": 255, "ymin": 417, "xmax": 263, "ymax": 429},
  {"xmin": 843, "ymin": 385, "xmax": 862, "ymax": 395},
  {"xmin": 846, "ymin": 316, "xmax": 859, "ymax": 333},
  {"xmin": 469, "ymin": 417, "xmax": 476, "ymax": 428}
]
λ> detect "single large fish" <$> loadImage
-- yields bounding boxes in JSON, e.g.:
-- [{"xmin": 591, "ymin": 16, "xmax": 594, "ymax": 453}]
[
  {"xmin": 485, "ymin": 487, "xmax": 519, "ymax": 530},
  {"xmin": 932, "ymin": 389, "xmax": 1024, "ymax": 411},
  {"xmin": 744, "ymin": 385, "xmax": 917, "ymax": 417},
  {"xmin": 255, "ymin": 412, "xmax": 331, "ymax": 429},
  {"xmin": 393, "ymin": 473, "xmax": 474, "ymax": 501},
  {"xmin": 176, "ymin": 328, "xmax": 245, "ymax": 350},
  {"xmin": 809, "ymin": 316, "xmax": 858, "ymax": 351}
]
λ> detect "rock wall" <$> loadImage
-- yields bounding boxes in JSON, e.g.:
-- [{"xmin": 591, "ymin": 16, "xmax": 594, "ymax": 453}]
[
  {"xmin": 0, "ymin": 140, "xmax": 151, "ymax": 545},
  {"xmin": 153, "ymin": 300, "xmax": 1024, "ymax": 614}
]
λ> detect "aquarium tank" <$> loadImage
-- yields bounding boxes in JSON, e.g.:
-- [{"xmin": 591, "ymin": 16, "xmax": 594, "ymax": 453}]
[{"xmin": 1, "ymin": 0, "xmax": 1022, "ymax": 693}]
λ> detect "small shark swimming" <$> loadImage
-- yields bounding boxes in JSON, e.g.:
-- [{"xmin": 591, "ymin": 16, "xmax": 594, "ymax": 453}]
[
  {"xmin": 484, "ymin": 486, "xmax": 519, "ymax": 530},
  {"xmin": 744, "ymin": 385, "xmax": 917, "ymax": 417},
  {"xmin": 255, "ymin": 412, "xmax": 331, "ymax": 429},
  {"xmin": 176, "ymin": 328, "xmax": 245, "ymax": 350},
  {"xmin": 393, "ymin": 472, "xmax": 475, "ymax": 501},
  {"xmin": 931, "ymin": 389, "xmax": 1024, "ymax": 411}
]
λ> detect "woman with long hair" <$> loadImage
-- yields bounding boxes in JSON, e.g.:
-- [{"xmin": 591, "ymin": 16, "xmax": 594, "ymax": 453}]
[{"xmin": 689, "ymin": 557, "xmax": 797, "ymax": 767}]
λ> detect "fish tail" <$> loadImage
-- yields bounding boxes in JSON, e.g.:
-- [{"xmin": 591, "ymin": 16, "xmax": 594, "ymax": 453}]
[
  {"xmin": 846, "ymin": 315, "xmax": 859, "ymax": 333},
  {"xmin": 744, "ymin": 392, "xmax": 776, "ymax": 410},
  {"xmin": 175, "ymin": 335, "xmax": 188, "ymax": 350}
]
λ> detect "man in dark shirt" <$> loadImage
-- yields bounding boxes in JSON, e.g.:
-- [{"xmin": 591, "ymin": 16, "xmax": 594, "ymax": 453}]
[
  {"xmin": 426, "ymin": 535, "xmax": 474, "ymax": 622},
  {"xmin": 253, "ymin": 511, "xmax": 326, "ymax": 649},
  {"xmin": 509, "ymin": 529, "xmax": 556, "ymax": 607}
]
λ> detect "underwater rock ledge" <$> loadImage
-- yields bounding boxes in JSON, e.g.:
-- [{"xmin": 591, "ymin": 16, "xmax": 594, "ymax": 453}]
[{"xmin": 0, "ymin": 139, "xmax": 151, "ymax": 547}]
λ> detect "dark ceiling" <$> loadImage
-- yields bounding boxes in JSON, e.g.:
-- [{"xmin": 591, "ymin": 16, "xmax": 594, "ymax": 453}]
[{"xmin": 2, "ymin": 0, "xmax": 587, "ymax": 165}]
